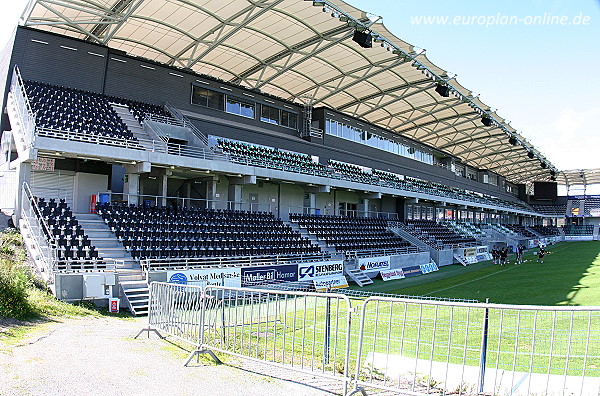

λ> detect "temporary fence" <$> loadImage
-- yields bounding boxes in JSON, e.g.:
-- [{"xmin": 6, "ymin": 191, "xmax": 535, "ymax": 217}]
[{"xmin": 138, "ymin": 282, "xmax": 600, "ymax": 396}]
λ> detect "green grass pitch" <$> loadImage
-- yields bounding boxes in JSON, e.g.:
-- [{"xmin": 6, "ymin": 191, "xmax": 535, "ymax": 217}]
[{"xmin": 357, "ymin": 241, "xmax": 600, "ymax": 306}]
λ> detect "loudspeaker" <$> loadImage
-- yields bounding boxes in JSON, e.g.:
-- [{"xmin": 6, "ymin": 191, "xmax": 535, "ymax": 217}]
[
  {"xmin": 508, "ymin": 137, "xmax": 518, "ymax": 146},
  {"xmin": 352, "ymin": 30, "xmax": 372, "ymax": 48},
  {"xmin": 550, "ymin": 170, "xmax": 556, "ymax": 176},
  {"xmin": 481, "ymin": 116, "xmax": 492, "ymax": 127},
  {"xmin": 435, "ymin": 84, "xmax": 450, "ymax": 97},
  {"xmin": 541, "ymin": 162, "xmax": 547, "ymax": 169},
  {"xmin": 527, "ymin": 151, "xmax": 535, "ymax": 159}
]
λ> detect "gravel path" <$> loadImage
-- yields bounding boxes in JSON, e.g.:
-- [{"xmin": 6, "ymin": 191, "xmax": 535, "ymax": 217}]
[{"xmin": 0, "ymin": 316, "xmax": 341, "ymax": 396}]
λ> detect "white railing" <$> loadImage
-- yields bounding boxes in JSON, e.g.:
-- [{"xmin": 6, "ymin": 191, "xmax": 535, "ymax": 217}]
[
  {"xmin": 22, "ymin": 183, "xmax": 119, "ymax": 274},
  {"xmin": 9, "ymin": 66, "xmax": 36, "ymax": 148},
  {"xmin": 95, "ymin": 191, "xmax": 273, "ymax": 213},
  {"xmin": 164, "ymin": 102, "xmax": 210, "ymax": 147},
  {"xmin": 21, "ymin": 182, "xmax": 56, "ymax": 277},
  {"xmin": 140, "ymin": 252, "xmax": 340, "ymax": 271},
  {"xmin": 140, "ymin": 283, "xmax": 600, "ymax": 396}
]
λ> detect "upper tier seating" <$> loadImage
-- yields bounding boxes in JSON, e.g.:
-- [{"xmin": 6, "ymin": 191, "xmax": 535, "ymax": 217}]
[
  {"xmin": 529, "ymin": 225, "xmax": 560, "ymax": 236},
  {"xmin": 532, "ymin": 204, "xmax": 567, "ymax": 216},
  {"xmin": 97, "ymin": 203, "xmax": 320, "ymax": 260},
  {"xmin": 563, "ymin": 225, "xmax": 594, "ymax": 236},
  {"xmin": 405, "ymin": 220, "xmax": 477, "ymax": 247},
  {"xmin": 25, "ymin": 81, "xmax": 137, "ymax": 143},
  {"xmin": 502, "ymin": 224, "xmax": 538, "ymax": 238},
  {"xmin": 33, "ymin": 198, "xmax": 103, "ymax": 270},
  {"xmin": 328, "ymin": 160, "xmax": 379, "ymax": 184},
  {"xmin": 217, "ymin": 138, "xmax": 329, "ymax": 176},
  {"xmin": 215, "ymin": 139, "xmax": 532, "ymax": 213},
  {"xmin": 290, "ymin": 214, "xmax": 414, "ymax": 253}
]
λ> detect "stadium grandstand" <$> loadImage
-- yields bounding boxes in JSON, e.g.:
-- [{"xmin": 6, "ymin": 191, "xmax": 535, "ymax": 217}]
[{"xmin": 0, "ymin": 0, "xmax": 598, "ymax": 316}]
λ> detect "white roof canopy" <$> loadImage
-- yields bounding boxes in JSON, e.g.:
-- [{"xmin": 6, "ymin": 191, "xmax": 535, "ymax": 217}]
[{"xmin": 21, "ymin": 0, "xmax": 558, "ymax": 184}]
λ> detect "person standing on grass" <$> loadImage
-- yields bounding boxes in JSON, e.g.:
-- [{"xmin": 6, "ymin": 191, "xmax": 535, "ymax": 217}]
[
  {"xmin": 516, "ymin": 244, "xmax": 524, "ymax": 265},
  {"xmin": 499, "ymin": 247, "xmax": 508, "ymax": 266},
  {"xmin": 492, "ymin": 246, "xmax": 498, "ymax": 265},
  {"xmin": 536, "ymin": 244, "xmax": 546, "ymax": 263}
]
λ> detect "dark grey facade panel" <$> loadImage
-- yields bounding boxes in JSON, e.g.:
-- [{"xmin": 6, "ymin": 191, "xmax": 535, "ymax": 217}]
[{"xmin": 15, "ymin": 29, "xmax": 108, "ymax": 93}]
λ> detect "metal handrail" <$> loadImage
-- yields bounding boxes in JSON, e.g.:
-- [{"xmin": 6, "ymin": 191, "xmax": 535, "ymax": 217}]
[
  {"xmin": 164, "ymin": 102, "xmax": 210, "ymax": 147},
  {"xmin": 141, "ymin": 252, "xmax": 341, "ymax": 271},
  {"xmin": 10, "ymin": 66, "xmax": 37, "ymax": 148}
]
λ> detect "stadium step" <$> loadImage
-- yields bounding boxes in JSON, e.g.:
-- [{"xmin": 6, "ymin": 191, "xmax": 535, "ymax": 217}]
[
  {"xmin": 75, "ymin": 213, "xmax": 137, "ymax": 269},
  {"xmin": 117, "ymin": 267, "xmax": 150, "ymax": 316},
  {"xmin": 344, "ymin": 267, "xmax": 373, "ymax": 287},
  {"xmin": 111, "ymin": 103, "xmax": 164, "ymax": 150},
  {"xmin": 453, "ymin": 254, "xmax": 469, "ymax": 266},
  {"xmin": 287, "ymin": 221, "xmax": 338, "ymax": 255}
]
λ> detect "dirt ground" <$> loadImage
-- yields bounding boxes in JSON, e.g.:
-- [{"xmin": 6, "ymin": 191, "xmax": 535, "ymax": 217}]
[{"xmin": 0, "ymin": 315, "xmax": 342, "ymax": 396}]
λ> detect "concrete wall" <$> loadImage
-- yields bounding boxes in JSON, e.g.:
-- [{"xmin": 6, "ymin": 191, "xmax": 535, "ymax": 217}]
[{"xmin": 73, "ymin": 172, "xmax": 109, "ymax": 213}]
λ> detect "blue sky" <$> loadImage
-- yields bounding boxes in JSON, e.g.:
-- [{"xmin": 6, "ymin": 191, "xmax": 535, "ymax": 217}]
[{"xmin": 1, "ymin": 0, "xmax": 598, "ymax": 190}]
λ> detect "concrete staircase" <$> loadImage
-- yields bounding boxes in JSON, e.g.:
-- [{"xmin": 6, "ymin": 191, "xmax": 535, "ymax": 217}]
[
  {"xmin": 111, "ymin": 103, "xmax": 164, "ymax": 151},
  {"xmin": 287, "ymin": 221, "xmax": 338, "ymax": 256},
  {"xmin": 344, "ymin": 265, "xmax": 373, "ymax": 287},
  {"xmin": 75, "ymin": 213, "xmax": 149, "ymax": 316}
]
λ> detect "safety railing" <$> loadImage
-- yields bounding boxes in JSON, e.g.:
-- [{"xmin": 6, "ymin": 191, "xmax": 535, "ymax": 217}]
[
  {"xmin": 140, "ymin": 283, "xmax": 600, "ymax": 396},
  {"xmin": 164, "ymin": 102, "xmax": 210, "ymax": 147},
  {"xmin": 96, "ymin": 191, "xmax": 273, "ymax": 213},
  {"xmin": 288, "ymin": 206, "xmax": 399, "ymax": 220},
  {"xmin": 139, "ymin": 282, "xmax": 353, "ymax": 392},
  {"xmin": 9, "ymin": 66, "xmax": 36, "ymax": 148},
  {"xmin": 22, "ymin": 183, "xmax": 119, "ymax": 274},
  {"xmin": 141, "ymin": 252, "xmax": 341, "ymax": 272},
  {"xmin": 352, "ymin": 297, "xmax": 600, "ymax": 396},
  {"xmin": 21, "ymin": 182, "xmax": 57, "ymax": 276}
]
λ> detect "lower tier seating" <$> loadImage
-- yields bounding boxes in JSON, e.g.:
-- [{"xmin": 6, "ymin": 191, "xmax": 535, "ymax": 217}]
[
  {"xmin": 97, "ymin": 203, "xmax": 321, "ymax": 260},
  {"xmin": 405, "ymin": 220, "xmax": 477, "ymax": 247},
  {"xmin": 563, "ymin": 225, "xmax": 594, "ymax": 236},
  {"xmin": 32, "ymin": 198, "xmax": 103, "ymax": 269},
  {"xmin": 290, "ymin": 214, "xmax": 413, "ymax": 253}
]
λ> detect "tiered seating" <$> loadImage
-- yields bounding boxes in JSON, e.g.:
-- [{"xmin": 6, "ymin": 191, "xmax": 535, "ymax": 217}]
[
  {"xmin": 98, "ymin": 203, "xmax": 320, "ymax": 260},
  {"xmin": 442, "ymin": 221, "xmax": 486, "ymax": 239},
  {"xmin": 111, "ymin": 98, "xmax": 172, "ymax": 124},
  {"xmin": 217, "ymin": 138, "xmax": 329, "ymax": 176},
  {"xmin": 328, "ymin": 160, "xmax": 379, "ymax": 184},
  {"xmin": 532, "ymin": 204, "xmax": 567, "ymax": 216},
  {"xmin": 584, "ymin": 198, "xmax": 600, "ymax": 216},
  {"xmin": 405, "ymin": 220, "xmax": 477, "ymax": 247},
  {"xmin": 503, "ymin": 224, "xmax": 538, "ymax": 238},
  {"xmin": 24, "ymin": 81, "xmax": 137, "ymax": 144},
  {"xmin": 33, "ymin": 198, "xmax": 102, "ymax": 270},
  {"xmin": 563, "ymin": 225, "xmax": 594, "ymax": 236},
  {"xmin": 290, "ymin": 214, "xmax": 413, "ymax": 253},
  {"xmin": 529, "ymin": 225, "xmax": 560, "ymax": 236}
]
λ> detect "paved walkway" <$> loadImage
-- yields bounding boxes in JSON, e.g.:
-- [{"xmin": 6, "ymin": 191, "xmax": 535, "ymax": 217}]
[{"xmin": 0, "ymin": 316, "xmax": 340, "ymax": 396}]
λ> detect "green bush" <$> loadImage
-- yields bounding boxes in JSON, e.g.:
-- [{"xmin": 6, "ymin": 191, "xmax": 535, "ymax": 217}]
[{"xmin": 0, "ymin": 230, "xmax": 36, "ymax": 319}]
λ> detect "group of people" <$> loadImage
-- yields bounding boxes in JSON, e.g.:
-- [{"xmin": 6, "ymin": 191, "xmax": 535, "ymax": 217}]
[{"xmin": 491, "ymin": 243, "xmax": 546, "ymax": 265}]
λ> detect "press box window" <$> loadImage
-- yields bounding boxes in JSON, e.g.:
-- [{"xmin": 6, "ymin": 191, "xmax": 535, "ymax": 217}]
[
  {"xmin": 261, "ymin": 104, "xmax": 279, "ymax": 124},
  {"xmin": 226, "ymin": 97, "xmax": 255, "ymax": 118},
  {"xmin": 281, "ymin": 110, "xmax": 297, "ymax": 129},
  {"xmin": 191, "ymin": 86, "xmax": 224, "ymax": 110}
]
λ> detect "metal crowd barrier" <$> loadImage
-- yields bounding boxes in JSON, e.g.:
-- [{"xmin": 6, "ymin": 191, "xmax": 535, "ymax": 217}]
[{"xmin": 139, "ymin": 283, "xmax": 600, "ymax": 396}]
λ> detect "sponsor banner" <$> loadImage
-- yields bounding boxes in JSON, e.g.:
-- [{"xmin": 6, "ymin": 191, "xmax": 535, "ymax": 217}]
[
  {"xmin": 167, "ymin": 268, "xmax": 241, "ymax": 287},
  {"xmin": 313, "ymin": 276, "xmax": 349, "ymax": 292},
  {"xmin": 476, "ymin": 246, "xmax": 488, "ymax": 254},
  {"xmin": 401, "ymin": 265, "xmax": 423, "ymax": 278},
  {"xmin": 357, "ymin": 256, "xmax": 391, "ymax": 271},
  {"xmin": 298, "ymin": 260, "xmax": 344, "ymax": 281},
  {"xmin": 464, "ymin": 247, "xmax": 477, "ymax": 257},
  {"xmin": 241, "ymin": 264, "xmax": 298, "ymax": 286},
  {"xmin": 420, "ymin": 262, "xmax": 439, "ymax": 274},
  {"xmin": 380, "ymin": 269, "xmax": 405, "ymax": 281},
  {"xmin": 564, "ymin": 236, "xmax": 594, "ymax": 241}
]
